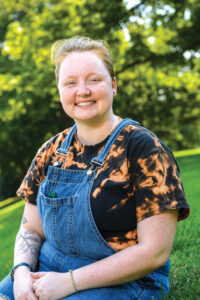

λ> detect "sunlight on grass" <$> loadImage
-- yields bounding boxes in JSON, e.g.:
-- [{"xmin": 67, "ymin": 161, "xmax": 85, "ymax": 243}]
[
  {"xmin": 0, "ymin": 196, "xmax": 18, "ymax": 209},
  {"xmin": 0, "ymin": 199, "xmax": 24, "ymax": 216},
  {"xmin": 174, "ymin": 148, "xmax": 200, "ymax": 157},
  {"xmin": 0, "ymin": 201, "xmax": 24, "ymax": 279}
]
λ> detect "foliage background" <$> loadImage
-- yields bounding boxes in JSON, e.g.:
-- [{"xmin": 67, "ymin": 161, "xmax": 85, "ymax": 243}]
[{"xmin": 0, "ymin": 0, "xmax": 200, "ymax": 199}]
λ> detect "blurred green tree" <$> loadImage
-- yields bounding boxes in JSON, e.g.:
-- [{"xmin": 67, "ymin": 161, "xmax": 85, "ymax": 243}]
[{"xmin": 0, "ymin": 0, "xmax": 200, "ymax": 198}]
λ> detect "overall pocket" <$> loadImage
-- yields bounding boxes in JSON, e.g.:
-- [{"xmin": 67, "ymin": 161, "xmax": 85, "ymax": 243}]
[{"xmin": 38, "ymin": 190, "xmax": 79, "ymax": 256}]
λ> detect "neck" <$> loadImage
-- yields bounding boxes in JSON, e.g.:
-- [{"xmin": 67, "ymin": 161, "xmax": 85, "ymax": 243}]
[{"xmin": 75, "ymin": 114, "xmax": 119, "ymax": 145}]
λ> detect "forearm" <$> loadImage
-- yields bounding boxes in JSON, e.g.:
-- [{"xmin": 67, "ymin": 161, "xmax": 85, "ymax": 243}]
[
  {"xmin": 31, "ymin": 211, "xmax": 177, "ymax": 299},
  {"xmin": 14, "ymin": 226, "xmax": 43, "ymax": 271},
  {"xmin": 72, "ymin": 210, "xmax": 177, "ymax": 292},
  {"xmin": 13, "ymin": 203, "xmax": 44, "ymax": 272},
  {"xmin": 30, "ymin": 244, "xmax": 162, "ymax": 299},
  {"xmin": 72, "ymin": 243, "xmax": 162, "ymax": 292}
]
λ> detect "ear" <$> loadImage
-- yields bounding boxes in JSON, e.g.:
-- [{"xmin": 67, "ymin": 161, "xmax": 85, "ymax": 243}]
[{"xmin": 112, "ymin": 77, "xmax": 117, "ymax": 96}]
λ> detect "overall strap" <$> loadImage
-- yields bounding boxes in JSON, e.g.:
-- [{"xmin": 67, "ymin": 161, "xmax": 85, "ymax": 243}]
[
  {"xmin": 56, "ymin": 124, "xmax": 77, "ymax": 156},
  {"xmin": 91, "ymin": 118, "xmax": 140, "ymax": 168},
  {"xmin": 56, "ymin": 118, "xmax": 139, "ymax": 164}
]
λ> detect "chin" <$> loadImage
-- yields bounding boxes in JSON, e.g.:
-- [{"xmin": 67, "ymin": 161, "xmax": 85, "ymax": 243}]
[
  {"xmin": 75, "ymin": 116, "xmax": 98, "ymax": 123},
  {"xmin": 74, "ymin": 112, "xmax": 100, "ymax": 121}
]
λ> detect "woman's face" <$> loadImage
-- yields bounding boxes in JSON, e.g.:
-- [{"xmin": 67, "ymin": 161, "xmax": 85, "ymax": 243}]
[{"xmin": 58, "ymin": 51, "xmax": 117, "ymax": 124}]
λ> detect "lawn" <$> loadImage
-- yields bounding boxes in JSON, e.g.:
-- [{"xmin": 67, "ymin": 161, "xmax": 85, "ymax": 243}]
[
  {"xmin": 0, "ymin": 200, "xmax": 24, "ymax": 277},
  {"xmin": 168, "ymin": 154, "xmax": 200, "ymax": 300},
  {"xmin": 0, "ymin": 154, "xmax": 199, "ymax": 299}
]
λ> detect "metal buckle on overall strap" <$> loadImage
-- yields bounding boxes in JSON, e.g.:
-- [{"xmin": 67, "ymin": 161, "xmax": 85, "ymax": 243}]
[
  {"xmin": 91, "ymin": 158, "xmax": 104, "ymax": 168},
  {"xmin": 53, "ymin": 149, "xmax": 69, "ymax": 167},
  {"xmin": 87, "ymin": 158, "xmax": 104, "ymax": 176}
]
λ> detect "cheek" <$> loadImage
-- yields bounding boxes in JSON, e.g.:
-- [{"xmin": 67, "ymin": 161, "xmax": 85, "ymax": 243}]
[
  {"xmin": 59, "ymin": 88, "xmax": 74, "ymax": 104},
  {"xmin": 95, "ymin": 84, "xmax": 112, "ymax": 98},
  {"xmin": 59, "ymin": 93, "xmax": 73, "ymax": 117}
]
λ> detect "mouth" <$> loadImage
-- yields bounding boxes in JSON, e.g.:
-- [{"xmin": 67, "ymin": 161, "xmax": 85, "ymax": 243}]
[{"xmin": 76, "ymin": 101, "xmax": 96, "ymax": 106}]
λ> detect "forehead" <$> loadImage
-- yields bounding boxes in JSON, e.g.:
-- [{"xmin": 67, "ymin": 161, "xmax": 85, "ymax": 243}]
[{"xmin": 59, "ymin": 51, "xmax": 109, "ymax": 76}]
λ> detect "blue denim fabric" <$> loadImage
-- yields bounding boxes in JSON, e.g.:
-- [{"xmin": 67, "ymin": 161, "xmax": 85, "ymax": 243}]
[
  {"xmin": 0, "ymin": 272, "xmax": 168, "ymax": 300},
  {"xmin": 0, "ymin": 119, "xmax": 170, "ymax": 299}
]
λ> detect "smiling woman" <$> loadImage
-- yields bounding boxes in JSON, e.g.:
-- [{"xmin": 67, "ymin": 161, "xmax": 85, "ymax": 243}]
[
  {"xmin": 58, "ymin": 51, "xmax": 117, "ymax": 135},
  {"xmin": 0, "ymin": 36, "xmax": 190, "ymax": 300}
]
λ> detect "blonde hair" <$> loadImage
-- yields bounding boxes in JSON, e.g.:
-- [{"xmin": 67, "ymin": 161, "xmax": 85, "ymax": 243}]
[{"xmin": 51, "ymin": 36, "xmax": 115, "ymax": 82}]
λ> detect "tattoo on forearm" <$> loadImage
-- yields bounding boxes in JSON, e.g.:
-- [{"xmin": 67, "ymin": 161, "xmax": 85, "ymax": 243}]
[
  {"xmin": 21, "ymin": 215, "xmax": 28, "ymax": 224},
  {"xmin": 16, "ymin": 230, "xmax": 41, "ymax": 260}
]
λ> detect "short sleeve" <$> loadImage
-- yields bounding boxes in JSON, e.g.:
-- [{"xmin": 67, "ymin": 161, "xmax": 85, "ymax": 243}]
[
  {"xmin": 16, "ymin": 130, "xmax": 68, "ymax": 204},
  {"xmin": 16, "ymin": 141, "xmax": 51, "ymax": 204},
  {"xmin": 132, "ymin": 144, "xmax": 190, "ymax": 223}
]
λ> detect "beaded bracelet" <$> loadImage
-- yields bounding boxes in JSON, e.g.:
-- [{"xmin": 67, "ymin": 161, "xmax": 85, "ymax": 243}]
[{"xmin": 69, "ymin": 269, "xmax": 79, "ymax": 293}]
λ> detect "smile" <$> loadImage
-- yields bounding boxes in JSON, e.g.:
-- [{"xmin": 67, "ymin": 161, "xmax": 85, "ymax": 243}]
[{"xmin": 76, "ymin": 101, "xmax": 96, "ymax": 106}]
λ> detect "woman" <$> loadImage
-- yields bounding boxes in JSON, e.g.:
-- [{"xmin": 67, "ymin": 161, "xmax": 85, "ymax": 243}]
[{"xmin": 0, "ymin": 36, "xmax": 190, "ymax": 300}]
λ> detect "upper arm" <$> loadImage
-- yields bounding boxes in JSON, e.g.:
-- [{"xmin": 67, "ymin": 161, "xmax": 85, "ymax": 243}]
[
  {"xmin": 137, "ymin": 209, "xmax": 178, "ymax": 265},
  {"xmin": 21, "ymin": 202, "xmax": 44, "ymax": 239}
]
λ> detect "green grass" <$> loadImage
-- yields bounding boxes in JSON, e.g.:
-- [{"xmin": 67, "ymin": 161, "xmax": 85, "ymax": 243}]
[
  {"xmin": 168, "ymin": 154, "xmax": 200, "ymax": 300},
  {"xmin": 0, "ymin": 196, "xmax": 20, "ymax": 209},
  {"xmin": 0, "ymin": 201, "xmax": 24, "ymax": 277},
  {"xmin": 173, "ymin": 147, "xmax": 200, "ymax": 157},
  {"xmin": 0, "ymin": 154, "xmax": 199, "ymax": 299}
]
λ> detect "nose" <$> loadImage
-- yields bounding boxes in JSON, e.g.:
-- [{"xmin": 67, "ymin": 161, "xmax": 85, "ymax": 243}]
[{"xmin": 77, "ymin": 81, "xmax": 91, "ymax": 97}]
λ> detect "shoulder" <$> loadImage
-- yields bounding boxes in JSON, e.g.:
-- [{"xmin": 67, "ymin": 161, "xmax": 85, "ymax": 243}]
[
  {"xmin": 121, "ymin": 122, "xmax": 169, "ymax": 155},
  {"xmin": 28, "ymin": 127, "xmax": 72, "ymax": 175},
  {"xmin": 16, "ymin": 127, "xmax": 72, "ymax": 203},
  {"xmin": 120, "ymin": 121, "xmax": 179, "ymax": 171},
  {"xmin": 35, "ymin": 127, "xmax": 71, "ymax": 160}
]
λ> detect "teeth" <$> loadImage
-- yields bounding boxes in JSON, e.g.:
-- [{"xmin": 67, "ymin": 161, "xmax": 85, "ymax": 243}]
[{"xmin": 77, "ymin": 101, "xmax": 94, "ymax": 106}]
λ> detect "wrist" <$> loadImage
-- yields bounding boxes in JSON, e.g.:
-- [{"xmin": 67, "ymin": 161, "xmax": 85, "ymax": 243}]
[
  {"xmin": 61, "ymin": 272, "xmax": 78, "ymax": 297},
  {"xmin": 14, "ymin": 266, "xmax": 31, "ymax": 278},
  {"xmin": 10, "ymin": 263, "xmax": 32, "ymax": 281},
  {"xmin": 69, "ymin": 270, "xmax": 79, "ymax": 293}
]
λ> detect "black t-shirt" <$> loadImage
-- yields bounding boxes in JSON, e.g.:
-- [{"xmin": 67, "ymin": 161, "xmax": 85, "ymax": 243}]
[{"xmin": 17, "ymin": 121, "xmax": 190, "ymax": 251}]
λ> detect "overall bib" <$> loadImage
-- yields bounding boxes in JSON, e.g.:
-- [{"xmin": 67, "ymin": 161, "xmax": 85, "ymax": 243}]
[{"xmin": 0, "ymin": 119, "xmax": 170, "ymax": 300}]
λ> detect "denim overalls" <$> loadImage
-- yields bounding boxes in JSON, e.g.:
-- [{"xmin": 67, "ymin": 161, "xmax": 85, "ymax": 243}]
[{"xmin": 0, "ymin": 119, "xmax": 170, "ymax": 300}]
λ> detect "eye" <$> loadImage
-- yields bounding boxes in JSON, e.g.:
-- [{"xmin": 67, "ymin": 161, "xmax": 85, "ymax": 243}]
[
  {"xmin": 89, "ymin": 78, "xmax": 100, "ymax": 83},
  {"xmin": 66, "ymin": 81, "xmax": 76, "ymax": 86}
]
